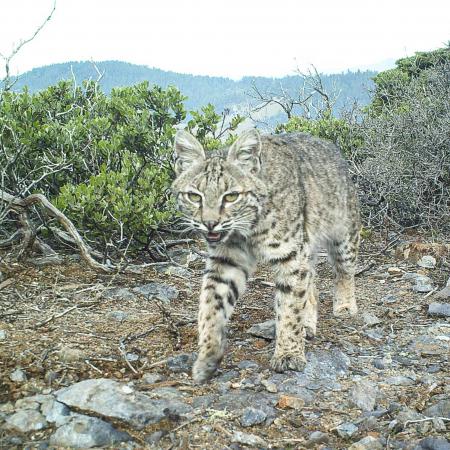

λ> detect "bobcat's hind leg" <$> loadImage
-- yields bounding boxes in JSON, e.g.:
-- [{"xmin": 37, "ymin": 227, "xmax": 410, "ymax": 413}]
[{"xmin": 327, "ymin": 231, "xmax": 359, "ymax": 317}]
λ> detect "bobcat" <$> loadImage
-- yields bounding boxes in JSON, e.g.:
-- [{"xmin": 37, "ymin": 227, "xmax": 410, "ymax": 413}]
[{"xmin": 172, "ymin": 129, "xmax": 360, "ymax": 383}]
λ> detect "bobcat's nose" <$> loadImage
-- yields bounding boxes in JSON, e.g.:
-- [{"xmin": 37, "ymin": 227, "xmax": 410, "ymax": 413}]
[{"xmin": 205, "ymin": 220, "xmax": 219, "ymax": 231}]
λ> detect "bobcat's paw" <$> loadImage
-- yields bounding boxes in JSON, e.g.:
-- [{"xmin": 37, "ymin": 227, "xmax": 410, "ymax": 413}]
[
  {"xmin": 192, "ymin": 356, "xmax": 221, "ymax": 384},
  {"xmin": 333, "ymin": 302, "xmax": 358, "ymax": 318},
  {"xmin": 270, "ymin": 354, "xmax": 306, "ymax": 373}
]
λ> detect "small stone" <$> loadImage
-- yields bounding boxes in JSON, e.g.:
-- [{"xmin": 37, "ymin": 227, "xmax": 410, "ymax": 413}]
[
  {"xmin": 0, "ymin": 329, "xmax": 6, "ymax": 340},
  {"xmin": 10, "ymin": 368, "xmax": 27, "ymax": 382},
  {"xmin": 237, "ymin": 360, "xmax": 259, "ymax": 370},
  {"xmin": 362, "ymin": 312, "xmax": 382, "ymax": 326},
  {"xmin": 414, "ymin": 437, "xmax": 450, "ymax": 450},
  {"xmin": 145, "ymin": 430, "xmax": 167, "ymax": 445},
  {"xmin": 417, "ymin": 255, "xmax": 437, "ymax": 268},
  {"xmin": 350, "ymin": 380, "xmax": 379, "ymax": 411},
  {"xmin": 348, "ymin": 436, "xmax": 383, "ymax": 450},
  {"xmin": 423, "ymin": 399, "xmax": 450, "ymax": 419},
  {"xmin": 335, "ymin": 422, "xmax": 358, "ymax": 438},
  {"xmin": 305, "ymin": 431, "xmax": 329, "ymax": 447},
  {"xmin": 382, "ymin": 294, "xmax": 398, "ymax": 304},
  {"xmin": 44, "ymin": 370, "xmax": 59, "ymax": 384},
  {"xmin": 142, "ymin": 373, "xmax": 166, "ymax": 384},
  {"xmin": 413, "ymin": 275, "xmax": 434, "ymax": 293},
  {"xmin": 6, "ymin": 410, "xmax": 48, "ymax": 432},
  {"xmin": 434, "ymin": 286, "xmax": 450, "ymax": 300},
  {"xmin": 102, "ymin": 287, "xmax": 136, "ymax": 301},
  {"xmin": 132, "ymin": 282, "xmax": 178, "ymax": 303},
  {"xmin": 277, "ymin": 395, "xmax": 305, "ymax": 409},
  {"xmin": 107, "ymin": 310, "xmax": 129, "ymax": 321},
  {"xmin": 246, "ymin": 320, "xmax": 275, "ymax": 340},
  {"xmin": 231, "ymin": 431, "xmax": 268, "ymax": 447},
  {"xmin": 192, "ymin": 395, "xmax": 215, "ymax": 409},
  {"xmin": 372, "ymin": 358, "xmax": 388, "ymax": 370},
  {"xmin": 428, "ymin": 303, "xmax": 450, "ymax": 318},
  {"xmin": 261, "ymin": 379, "xmax": 278, "ymax": 393},
  {"xmin": 240, "ymin": 407, "xmax": 267, "ymax": 427},
  {"xmin": 126, "ymin": 352, "xmax": 139, "ymax": 362},
  {"xmin": 57, "ymin": 346, "xmax": 86, "ymax": 363},
  {"xmin": 15, "ymin": 398, "xmax": 40, "ymax": 410},
  {"xmin": 385, "ymin": 376, "xmax": 415, "ymax": 386},
  {"xmin": 50, "ymin": 415, "xmax": 131, "ymax": 448},
  {"xmin": 41, "ymin": 399, "xmax": 72, "ymax": 426},
  {"xmin": 166, "ymin": 353, "xmax": 196, "ymax": 373}
]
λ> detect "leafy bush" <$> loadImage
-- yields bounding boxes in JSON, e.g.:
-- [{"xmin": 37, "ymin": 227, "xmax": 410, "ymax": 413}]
[
  {"xmin": 357, "ymin": 59, "xmax": 450, "ymax": 229},
  {"xmin": 274, "ymin": 112, "xmax": 364, "ymax": 160},
  {"xmin": 1, "ymin": 79, "xmax": 243, "ymax": 252}
]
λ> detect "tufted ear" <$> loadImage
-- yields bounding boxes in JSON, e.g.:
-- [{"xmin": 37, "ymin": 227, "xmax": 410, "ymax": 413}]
[
  {"xmin": 173, "ymin": 130, "xmax": 206, "ymax": 175},
  {"xmin": 227, "ymin": 129, "xmax": 262, "ymax": 174}
]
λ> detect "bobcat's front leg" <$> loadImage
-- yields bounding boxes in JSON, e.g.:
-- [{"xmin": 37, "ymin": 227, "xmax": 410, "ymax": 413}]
[
  {"xmin": 270, "ymin": 244, "xmax": 316, "ymax": 373},
  {"xmin": 193, "ymin": 244, "xmax": 254, "ymax": 383}
]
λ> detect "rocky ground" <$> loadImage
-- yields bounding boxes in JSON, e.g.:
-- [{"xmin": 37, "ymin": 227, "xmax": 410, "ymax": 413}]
[{"xmin": 0, "ymin": 234, "xmax": 449, "ymax": 449}]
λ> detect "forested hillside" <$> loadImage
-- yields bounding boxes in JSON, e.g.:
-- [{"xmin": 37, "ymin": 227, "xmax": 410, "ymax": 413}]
[{"xmin": 13, "ymin": 60, "xmax": 376, "ymax": 113}]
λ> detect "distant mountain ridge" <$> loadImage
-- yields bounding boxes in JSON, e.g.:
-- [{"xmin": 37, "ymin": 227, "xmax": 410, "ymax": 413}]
[{"xmin": 13, "ymin": 60, "xmax": 376, "ymax": 114}]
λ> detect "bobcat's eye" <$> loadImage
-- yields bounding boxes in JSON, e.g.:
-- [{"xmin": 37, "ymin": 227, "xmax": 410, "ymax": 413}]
[
  {"xmin": 186, "ymin": 192, "xmax": 202, "ymax": 203},
  {"xmin": 223, "ymin": 192, "xmax": 240, "ymax": 203}
]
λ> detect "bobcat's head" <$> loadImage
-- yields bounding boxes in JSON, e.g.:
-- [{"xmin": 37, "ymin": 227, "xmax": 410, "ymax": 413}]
[{"xmin": 171, "ymin": 129, "xmax": 267, "ymax": 246}]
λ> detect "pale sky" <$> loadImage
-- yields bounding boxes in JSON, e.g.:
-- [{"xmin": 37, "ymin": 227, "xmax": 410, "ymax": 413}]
[{"xmin": 0, "ymin": 0, "xmax": 449, "ymax": 80}]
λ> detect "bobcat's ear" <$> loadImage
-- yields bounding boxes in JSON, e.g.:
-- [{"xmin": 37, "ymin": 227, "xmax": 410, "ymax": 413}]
[
  {"xmin": 227, "ymin": 129, "xmax": 262, "ymax": 174},
  {"xmin": 173, "ymin": 130, "xmax": 206, "ymax": 175}
]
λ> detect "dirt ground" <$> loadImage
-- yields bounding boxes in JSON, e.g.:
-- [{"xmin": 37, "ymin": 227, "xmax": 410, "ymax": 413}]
[{"xmin": 0, "ymin": 233, "xmax": 449, "ymax": 449}]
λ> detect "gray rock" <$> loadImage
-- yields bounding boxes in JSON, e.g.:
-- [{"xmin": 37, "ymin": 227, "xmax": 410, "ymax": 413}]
[
  {"xmin": 216, "ymin": 369, "xmax": 240, "ymax": 382},
  {"xmin": 246, "ymin": 320, "xmax": 275, "ymax": 340},
  {"xmin": 156, "ymin": 265, "xmax": 191, "ymax": 278},
  {"xmin": 15, "ymin": 397, "xmax": 41, "ymax": 410},
  {"xmin": 303, "ymin": 348, "xmax": 350, "ymax": 385},
  {"xmin": 305, "ymin": 431, "xmax": 329, "ymax": 447},
  {"xmin": 240, "ymin": 407, "xmax": 267, "ymax": 427},
  {"xmin": 428, "ymin": 302, "xmax": 450, "ymax": 317},
  {"xmin": 0, "ymin": 329, "xmax": 6, "ymax": 340},
  {"xmin": 385, "ymin": 376, "xmax": 415, "ymax": 386},
  {"xmin": 142, "ymin": 373, "xmax": 165, "ymax": 384},
  {"xmin": 350, "ymin": 380, "xmax": 379, "ymax": 411},
  {"xmin": 6, "ymin": 410, "xmax": 48, "ymax": 432},
  {"xmin": 423, "ymin": 399, "xmax": 450, "ymax": 419},
  {"xmin": 212, "ymin": 391, "xmax": 278, "ymax": 420},
  {"xmin": 150, "ymin": 386, "xmax": 186, "ymax": 399},
  {"xmin": 409, "ymin": 335, "xmax": 449, "ymax": 356},
  {"xmin": 10, "ymin": 368, "xmax": 27, "ymax": 382},
  {"xmin": 335, "ymin": 421, "xmax": 358, "ymax": 438},
  {"xmin": 132, "ymin": 282, "xmax": 178, "ymax": 303},
  {"xmin": 363, "ymin": 312, "xmax": 382, "ymax": 326},
  {"xmin": 41, "ymin": 398, "xmax": 72, "ymax": 426},
  {"xmin": 192, "ymin": 395, "xmax": 215, "ymax": 409},
  {"xmin": 55, "ymin": 378, "xmax": 192, "ymax": 429},
  {"xmin": 434, "ymin": 286, "xmax": 450, "ymax": 300},
  {"xmin": 417, "ymin": 255, "xmax": 437, "ymax": 268},
  {"xmin": 348, "ymin": 436, "xmax": 383, "ymax": 450},
  {"xmin": 145, "ymin": 430, "xmax": 168, "ymax": 445},
  {"xmin": 413, "ymin": 437, "xmax": 450, "ymax": 450},
  {"xmin": 231, "ymin": 431, "xmax": 268, "ymax": 447},
  {"xmin": 382, "ymin": 294, "xmax": 398, "ymax": 304},
  {"xmin": 50, "ymin": 415, "xmax": 131, "ymax": 448},
  {"xmin": 107, "ymin": 310, "xmax": 129, "ymax": 321},
  {"xmin": 238, "ymin": 360, "xmax": 259, "ymax": 370},
  {"xmin": 102, "ymin": 287, "xmax": 136, "ymax": 301},
  {"xmin": 57, "ymin": 346, "xmax": 86, "ymax": 363},
  {"xmin": 167, "ymin": 352, "xmax": 196, "ymax": 373},
  {"xmin": 413, "ymin": 275, "xmax": 434, "ymax": 293}
]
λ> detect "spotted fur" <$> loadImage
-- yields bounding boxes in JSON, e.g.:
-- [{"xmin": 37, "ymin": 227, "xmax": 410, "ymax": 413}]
[{"xmin": 172, "ymin": 129, "xmax": 360, "ymax": 383}]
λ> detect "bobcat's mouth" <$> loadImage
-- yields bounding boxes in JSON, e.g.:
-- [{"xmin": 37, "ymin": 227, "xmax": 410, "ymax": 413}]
[{"xmin": 206, "ymin": 232, "xmax": 222, "ymax": 243}]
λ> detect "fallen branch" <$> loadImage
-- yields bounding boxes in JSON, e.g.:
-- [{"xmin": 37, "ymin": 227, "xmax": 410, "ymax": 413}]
[{"xmin": 0, "ymin": 189, "xmax": 156, "ymax": 274}]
